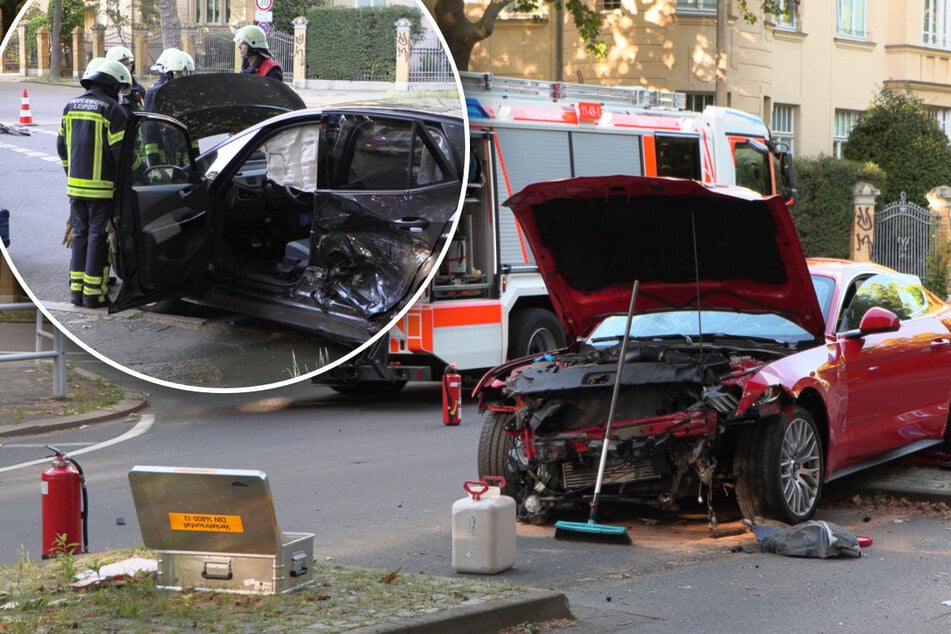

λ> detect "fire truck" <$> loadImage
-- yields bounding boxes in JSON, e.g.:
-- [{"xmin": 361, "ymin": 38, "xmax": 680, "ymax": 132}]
[{"xmin": 316, "ymin": 71, "xmax": 795, "ymax": 393}]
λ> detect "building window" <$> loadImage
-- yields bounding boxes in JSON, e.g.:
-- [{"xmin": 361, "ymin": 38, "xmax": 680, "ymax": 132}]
[
  {"xmin": 836, "ymin": 0, "xmax": 866, "ymax": 39},
  {"xmin": 356, "ymin": 0, "xmax": 386, "ymax": 6},
  {"xmin": 685, "ymin": 92, "xmax": 714, "ymax": 112},
  {"xmin": 923, "ymin": 0, "xmax": 951, "ymax": 49},
  {"xmin": 772, "ymin": 104, "xmax": 795, "ymax": 155},
  {"xmin": 601, "ymin": 0, "xmax": 623, "ymax": 10},
  {"xmin": 194, "ymin": 0, "xmax": 230, "ymax": 25},
  {"xmin": 677, "ymin": 0, "xmax": 717, "ymax": 12},
  {"xmin": 931, "ymin": 107, "xmax": 951, "ymax": 143},
  {"xmin": 833, "ymin": 109, "xmax": 862, "ymax": 158},
  {"xmin": 776, "ymin": 0, "xmax": 797, "ymax": 29}
]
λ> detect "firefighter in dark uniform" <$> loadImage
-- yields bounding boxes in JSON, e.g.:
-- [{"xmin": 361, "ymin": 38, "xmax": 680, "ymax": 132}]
[
  {"xmin": 142, "ymin": 50, "xmax": 195, "ymax": 166},
  {"xmin": 57, "ymin": 59, "xmax": 131, "ymax": 308},
  {"xmin": 142, "ymin": 47, "xmax": 183, "ymax": 113},
  {"xmin": 105, "ymin": 46, "xmax": 146, "ymax": 112},
  {"xmin": 234, "ymin": 25, "xmax": 283, "ymax": 81}
]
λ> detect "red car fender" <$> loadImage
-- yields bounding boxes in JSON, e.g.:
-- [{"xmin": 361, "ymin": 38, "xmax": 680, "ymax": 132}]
[{"xmin": 737, "ymin": 367, "xmax": 787, "ymax": 416}]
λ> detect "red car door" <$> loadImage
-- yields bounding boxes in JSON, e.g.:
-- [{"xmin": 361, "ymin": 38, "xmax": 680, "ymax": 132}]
[{"xmin": 835, "ymin": 273, "xmax": 951, "ymax": 464}]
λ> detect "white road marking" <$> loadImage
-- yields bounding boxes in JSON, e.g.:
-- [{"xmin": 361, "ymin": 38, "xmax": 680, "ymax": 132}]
[
  {"xmin": 0, "ymin": 139, "xmax": 61, "ymax": 164},
  {"xmin": 0, "ymin": 414, "xmax": 154, "ymax": 473}
]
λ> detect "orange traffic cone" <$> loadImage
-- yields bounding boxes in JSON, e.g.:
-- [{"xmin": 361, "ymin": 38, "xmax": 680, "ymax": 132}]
[{"xmin": 19, "ymin": 88, "xmax": 34, "ymax": 126}]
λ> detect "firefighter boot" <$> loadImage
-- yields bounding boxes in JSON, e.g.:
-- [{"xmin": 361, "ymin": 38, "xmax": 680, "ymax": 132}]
[
  {"xmin": 82, "ymin": 271, "xmax": 111, "ymax": 308},
  {"xmin": 69, "ymin": 271, "xmax": 84, "ymax": 306}
]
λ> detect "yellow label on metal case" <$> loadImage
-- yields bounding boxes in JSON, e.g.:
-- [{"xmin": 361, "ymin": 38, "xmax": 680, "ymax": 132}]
[{"xmin": 168, "ymin": 512, "xmax": 244, "ymax": 533}]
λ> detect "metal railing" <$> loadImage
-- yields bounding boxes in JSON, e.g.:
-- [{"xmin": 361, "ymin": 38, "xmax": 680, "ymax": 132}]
[{"xmin": 0, "ymin": 303, "xmax": 67, "ymax": 398}]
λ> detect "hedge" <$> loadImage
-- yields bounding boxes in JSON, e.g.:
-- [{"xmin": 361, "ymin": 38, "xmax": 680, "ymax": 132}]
[
  {"xmin": 304, "ymin": 6, "xmax": 423, "ymax": 81},
  {"xmin": 790, "ymin": 156, "xmax": 885, "ymax": 259}
]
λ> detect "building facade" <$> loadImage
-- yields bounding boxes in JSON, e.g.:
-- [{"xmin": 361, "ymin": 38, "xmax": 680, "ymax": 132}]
[{"xmin": 465, "ymin": 0, "xmax": 951, "ymax": 159}]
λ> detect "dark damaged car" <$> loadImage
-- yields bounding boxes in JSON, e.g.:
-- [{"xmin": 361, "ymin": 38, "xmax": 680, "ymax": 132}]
[
  {"xmin": 475, "ymin": 175, "xmax": 951, "ymax": 526},
  {"xmin": 110, "ymin": 74, "xmax": 465, "ymax": 346}
]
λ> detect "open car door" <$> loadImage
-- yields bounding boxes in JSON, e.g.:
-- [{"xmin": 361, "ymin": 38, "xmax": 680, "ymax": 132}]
[
  {"xmin": 110, "ymin": 113, "xmax": 213, "ymax": 313},
  {"xmin": 303, "ymin": 109, "xmax": 465, "ymax": 322}
]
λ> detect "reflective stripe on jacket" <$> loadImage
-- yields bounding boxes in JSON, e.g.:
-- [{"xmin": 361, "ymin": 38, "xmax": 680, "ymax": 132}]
[{"xmin": 57, "ymin": 88, "xmax": 128, "ymax": 200}]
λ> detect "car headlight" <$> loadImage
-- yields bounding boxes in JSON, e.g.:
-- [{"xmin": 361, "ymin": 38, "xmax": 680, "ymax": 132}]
[{"xmin": 752, "ymin": 384, "xmax": 784, "ymax": 416}]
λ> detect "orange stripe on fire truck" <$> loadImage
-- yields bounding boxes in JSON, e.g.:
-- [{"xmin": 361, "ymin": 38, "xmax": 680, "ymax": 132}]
[{"xmin": 392, "ymin": 302, "xmax": 503, "ymax": 354}]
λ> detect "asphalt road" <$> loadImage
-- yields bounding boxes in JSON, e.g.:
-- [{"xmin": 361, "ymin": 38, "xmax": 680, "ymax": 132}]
[{"xmin": 1, "ymin": 373, "xmax": 950, "ymax": 632}]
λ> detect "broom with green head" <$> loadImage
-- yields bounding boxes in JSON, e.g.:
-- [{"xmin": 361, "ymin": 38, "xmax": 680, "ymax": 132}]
[{"xmin": 554, "ymin": 281, "xmax": 638, "ymax": 545}]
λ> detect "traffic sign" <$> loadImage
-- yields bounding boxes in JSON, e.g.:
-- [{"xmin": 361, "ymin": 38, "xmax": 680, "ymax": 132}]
[
  {"xmin": 258, "ymin": 21, "xmax": 271, "ymax": 33},
  {"xmin": 255, "ymin": 10, "xmax": 273, "ymax": 23},
  {"xmin": 256, "ymin": 0, "xmax": 273, "ymax": 10}
]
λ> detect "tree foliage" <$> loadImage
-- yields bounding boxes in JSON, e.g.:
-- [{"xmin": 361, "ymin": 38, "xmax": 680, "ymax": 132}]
[
  {"xmin": 1, "ymin": 0, "xmax": 27, "ymax": 40},
  {"xmin": 843, "ymin": 86, "xmax": 951, "ymax": 207},
  {"xmin": 38, "ymin": 0, "xmax": 84, "ymax": 45},
  {"xmin": 273, "ymin": 0, "xmax": 326, "ymax": 34},
  {"xmin": 428, "ymin": 0, "xmax": 783, "ymax": 71}
]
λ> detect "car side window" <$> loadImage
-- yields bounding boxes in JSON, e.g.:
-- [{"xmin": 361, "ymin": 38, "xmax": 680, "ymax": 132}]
[
  {"xmin": 839, "ymin": 272, "xmax": 928, "ymax": 330},
  {"xmin": 341, "ymin": 118, "xmax": 413, "ymax": 190},
  {"xmin": 134, "ymin": 120, "xmax": 193, "ymax": 186}
]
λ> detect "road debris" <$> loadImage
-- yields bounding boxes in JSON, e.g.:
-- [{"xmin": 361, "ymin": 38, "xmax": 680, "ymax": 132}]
[
  {"xmin": 750, "ymin": 520, "xmax": 862, "ymax": 558},
  {"xmin": 71, "ymin": 557, "xmax": 157, "ymax": 588}
]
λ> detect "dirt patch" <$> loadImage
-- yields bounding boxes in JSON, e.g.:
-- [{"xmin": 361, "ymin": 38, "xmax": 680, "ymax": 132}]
[{"xmin": 0, "ymin": 362, "xmax": 126, "ymax": 427}]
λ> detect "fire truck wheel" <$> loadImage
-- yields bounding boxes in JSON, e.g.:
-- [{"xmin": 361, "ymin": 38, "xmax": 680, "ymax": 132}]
[{"xmin": 508, "ymin": 308, "xmax": 565, "ymax": 360}]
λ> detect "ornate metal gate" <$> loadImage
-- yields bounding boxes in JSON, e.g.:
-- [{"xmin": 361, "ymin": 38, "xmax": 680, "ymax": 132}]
[{"xmin": 873, "ymin": 192, "xmax": 938, "ymax": 279}]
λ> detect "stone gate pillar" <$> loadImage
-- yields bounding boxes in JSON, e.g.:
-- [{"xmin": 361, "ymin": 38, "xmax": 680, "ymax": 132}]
[
  {"xmin": 36, "ymin": 27, "xmax": 50, "ymax": 77},
  {"xmin": 71, "ymin": 27, "xmax": 84, "ymax": 77},
  {"xmin": 926, "ymin": 186, "xmax": 951, "ymax": 248},
  {"xmin": 18, "ymin": 23, "xmax": 28, "ymax": 77},
  {"xmin": 181, "ymin": 27, "xmax": 196, "ymax": 59},
  {"xmin": 851, "ymin": 182, "xmax": 880, "ymax": 263},
  {"xmin": 133, "ymin": 29, "xmax": 150, "ymax": 80},
  {"xmin": 395, "ymin": 18, "xmax": 412, "ymax": 89},
  {"xmin": 91, "ymin": 24, "xmax": 106, "ymax": 59},
  {"xmin": 293, "ymin": 17, "xmax": 307, "ymax": 89}
]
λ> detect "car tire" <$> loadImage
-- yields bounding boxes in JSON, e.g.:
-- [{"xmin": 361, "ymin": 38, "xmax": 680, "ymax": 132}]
[
  {"xmin": 507, "ymin": 308, "xmax": 566, "ymax": 360},
  {"xmin": 734, "ymin": 406, "xmax": 824, "ymax": 525},
  {"xmin": 477, "ymin": 412, "xmax": 520, "ymax": 499},
  {"xmin": 328, "ymin": 381, "xmax": 407, "ymax": 397}
]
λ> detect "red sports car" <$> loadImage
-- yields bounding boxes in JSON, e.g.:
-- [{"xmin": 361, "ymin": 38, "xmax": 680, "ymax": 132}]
[{"xmin": 474, "ymin": 175, "xmax": 951, "ymax": 526}]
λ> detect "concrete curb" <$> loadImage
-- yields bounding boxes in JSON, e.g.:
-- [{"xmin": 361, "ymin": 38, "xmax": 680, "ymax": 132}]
[
  {"xmin": 0, "ymin": 390, "xmax": 149, "ymax": 438},
  {"xmin": 349, "ymin": 587, "xmax": 572, "ymax": 634},
  {"xmin": 850, "ymin": 465, "xmax": 951, "ymax": 504}
]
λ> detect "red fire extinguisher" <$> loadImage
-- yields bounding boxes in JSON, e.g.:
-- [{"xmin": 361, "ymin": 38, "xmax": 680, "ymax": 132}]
[
  {"xmin": 442, "ymin": 364, "xmax": 462, "ymax": 426},
  {"xmin": 41, "ymin": 445, "xmax": 88, "ymax": 559}
]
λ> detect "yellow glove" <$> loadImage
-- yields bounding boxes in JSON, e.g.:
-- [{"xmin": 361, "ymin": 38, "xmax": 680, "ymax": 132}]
[{"xmin": 62, "ymin": 219, "xmax": 73, "ymax": 248}]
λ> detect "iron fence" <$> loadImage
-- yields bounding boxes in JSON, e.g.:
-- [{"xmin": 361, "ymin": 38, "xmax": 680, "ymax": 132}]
[
  {"xmin": 410, "ymin": 45, "xmax": 453, "ymax": 82},
  {"xmin": 873, "ymin": 192, "xmax": 939, "ymax": 280}
]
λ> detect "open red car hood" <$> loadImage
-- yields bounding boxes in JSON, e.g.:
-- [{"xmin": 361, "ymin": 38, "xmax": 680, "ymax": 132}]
[{"xmin": 505, "ymin": 176, "xmax": 825, "ymax": 342}]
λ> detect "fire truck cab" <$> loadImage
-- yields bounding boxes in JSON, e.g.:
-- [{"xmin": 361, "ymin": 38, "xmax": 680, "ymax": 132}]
[{"xmin": 316, "ymin": 72, "xmax": 794, "ymax": 394}]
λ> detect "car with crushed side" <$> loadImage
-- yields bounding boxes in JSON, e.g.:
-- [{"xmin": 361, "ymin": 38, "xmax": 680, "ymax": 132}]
[
  {"xmin": 110, "ymin": 74, "xmax": 465, "ymax": 347},
  {"xmin": 475, "ymin": 175, "xmax": 951, "ymax": 526}
]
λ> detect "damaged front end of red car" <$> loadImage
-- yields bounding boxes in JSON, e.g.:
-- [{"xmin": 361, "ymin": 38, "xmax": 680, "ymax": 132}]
[
  {"xmin": 476, "ymin": 336, "xmax": 799, "ymax": 524},
  {"xmin": 475, "ymin": 175, "xmax": 824, "ymax": 526}
]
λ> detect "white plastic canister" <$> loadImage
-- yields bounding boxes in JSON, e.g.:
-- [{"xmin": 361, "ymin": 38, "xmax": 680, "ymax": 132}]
[{"xmin": 451, "ymin": 476, "xmax": 516, "ymax": 574}]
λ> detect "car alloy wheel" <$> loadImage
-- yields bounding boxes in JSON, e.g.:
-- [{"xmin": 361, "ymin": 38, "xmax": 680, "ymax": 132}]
[{"xmin": 734, "ymin": 405, "xmax": 824, "ymax": 525}]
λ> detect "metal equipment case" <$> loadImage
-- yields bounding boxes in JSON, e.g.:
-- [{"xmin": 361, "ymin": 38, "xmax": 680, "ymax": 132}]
[{"xmin": 128, "ymin": 466, "xmax": 314, "ymax": 594}]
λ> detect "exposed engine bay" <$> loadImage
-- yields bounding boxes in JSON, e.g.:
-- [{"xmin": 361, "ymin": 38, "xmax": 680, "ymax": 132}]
[{"xmin": 480, "ymin": 337, "xmax": 797, "ymax": 524}]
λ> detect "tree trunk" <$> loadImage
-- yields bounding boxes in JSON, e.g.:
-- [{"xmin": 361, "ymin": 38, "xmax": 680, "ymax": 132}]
[
  {"xmin": 50, "ymin": 0, "xmax": 62, "ymax": 80},
  {"xmin": 432, "ymin": 0, "xmax": 509, "ymax": 71},
  {"xmin": 715, "ymin": 0, "xmax": 728, "ymax": 106},
  {"xmin": 155, "ymin": 0, "xmax": 184, "ymax": 49}
]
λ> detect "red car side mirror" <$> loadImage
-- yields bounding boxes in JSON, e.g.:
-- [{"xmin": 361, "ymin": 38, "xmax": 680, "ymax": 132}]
[{"xmin": 844, "ymin": 306, "xmax": 901, "ymax": 339}]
